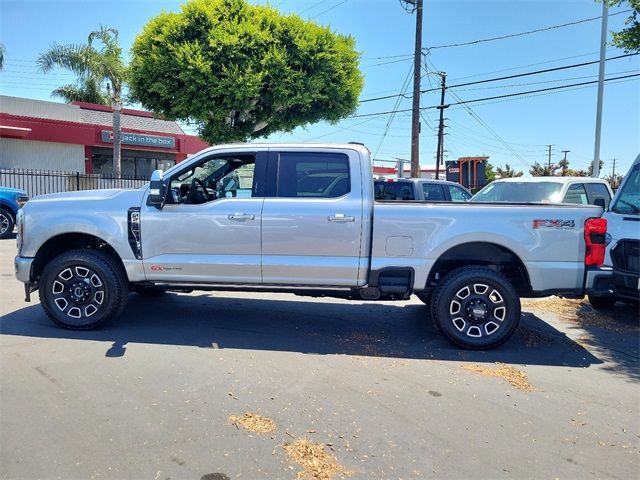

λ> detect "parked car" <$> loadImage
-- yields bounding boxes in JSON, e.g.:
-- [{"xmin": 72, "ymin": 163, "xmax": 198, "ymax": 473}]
[
  {"xmin": 0, "ymin": 187, "xmax": 28, "ymax": 239},
  {"xmin": 15, "ymin": 143, "xmax": 607, "ymax": 350},
  {"xmin": 587, "ymin": 154, "xmax": 640, "ymax": 308},
  {"xmin": 470, "ymin": 176, "xmax": 613, "ymax": 207},
  {"xmin": 374, "ymin": 178, "xmax": 472, "ymax": 202}
]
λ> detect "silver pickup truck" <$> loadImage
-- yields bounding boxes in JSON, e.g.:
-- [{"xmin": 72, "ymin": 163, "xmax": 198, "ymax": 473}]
[{"xmin": 14, "ymin": 143, "xmax": 607, "ymax": 349}]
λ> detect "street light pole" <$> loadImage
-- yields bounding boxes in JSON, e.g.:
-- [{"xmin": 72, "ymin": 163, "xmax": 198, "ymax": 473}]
[{"xmin": 592, "ymin": 0, "xmax": 608, "ymax": 178}]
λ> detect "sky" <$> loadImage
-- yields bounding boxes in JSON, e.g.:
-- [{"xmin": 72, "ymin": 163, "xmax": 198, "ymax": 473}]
[{"xmin": 1, "ymin": 0, "xmax": 639, "ymax": 175}]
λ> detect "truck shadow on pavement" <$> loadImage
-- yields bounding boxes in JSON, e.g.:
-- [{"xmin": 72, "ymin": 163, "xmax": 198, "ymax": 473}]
[{"xmin": 1, "ymin": 291, "xmax": 614, "ymax": 371}]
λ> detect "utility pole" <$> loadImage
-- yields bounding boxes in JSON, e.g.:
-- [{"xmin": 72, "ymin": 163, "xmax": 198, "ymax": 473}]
[
  {"xmin": 408, "ymin": 0, "xmax": 423, "ymax": 178},
  {"xmin": 562, "ymin": 150, "xmax": 570, "ymax": 162},
  {"xmin": 435, "ymin": 72, "xmax": 447, "ymax": 180},
  {"xmin": 611, "ymin": 158, "xmax": 616, "ymax": 178},
  {"xmin": 592, "ymin": 0, "xmax": 608, "ymax": 177},
  {"xmin": 546, "ymin": 145, "xmax": 553, "ymax": 168}
]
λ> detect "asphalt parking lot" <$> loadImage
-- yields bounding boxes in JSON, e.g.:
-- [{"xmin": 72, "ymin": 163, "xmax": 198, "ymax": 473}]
[{"xmin": 1, "ymin": 236, "xmax": 638, "ymax": 480}]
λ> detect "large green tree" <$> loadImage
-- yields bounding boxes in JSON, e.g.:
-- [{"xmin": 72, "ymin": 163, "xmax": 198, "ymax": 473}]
[
  {"xmin": 605, "ymin": 0, "xmax": 640, "ymax": 52},
  {"xmin": 38, "ymin": 26, "xmax": 127, "ymax": 177},
  {"xmin": 129, "ymin": 0, "xmax": 363, "ymax": 143}
]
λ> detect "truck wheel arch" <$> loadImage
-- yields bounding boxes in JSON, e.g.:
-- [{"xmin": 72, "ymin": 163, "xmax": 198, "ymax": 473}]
[
  {"xmin": 32, "ymin": 233, "xmax": 127, "ymax": 285},
  {"xmin": 425, "ymin": 242, "xmax": 532, "ymax": 296}
]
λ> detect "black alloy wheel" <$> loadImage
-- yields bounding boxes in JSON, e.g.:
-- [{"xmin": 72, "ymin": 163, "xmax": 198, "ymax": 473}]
[
  {"xmin": 39, "ymin": 249, "xmax": 129, "ymax": 329},
  {"xmin": 0, "ymin": 209, "xmax": 15, "ymax": 239},
  {"xmin": 431, "ymin": 267, "xmax": 520, "ymax": 349}
]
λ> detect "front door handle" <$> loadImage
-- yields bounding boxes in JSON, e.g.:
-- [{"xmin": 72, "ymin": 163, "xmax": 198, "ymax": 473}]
[
  {"xmin": 328, "ymin": 214, "xmax": 356, "ymax": 222},
  {"xmin": 228, "ymin": 213, "xmax": 255, "ymax": 221}
]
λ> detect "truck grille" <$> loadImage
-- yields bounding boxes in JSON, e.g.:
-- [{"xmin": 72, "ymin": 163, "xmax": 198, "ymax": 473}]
[{"xmin": 611, "ymin": 240, "xmax": 640, "ymax": 274}]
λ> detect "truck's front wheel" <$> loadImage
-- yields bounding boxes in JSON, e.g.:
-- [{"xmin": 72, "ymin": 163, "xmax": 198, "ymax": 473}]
[
  {"xmin": 39, "ymin": 249, "xmax": 129, "ymax": 330},
  {"xmin": 0, "ymin": 208, "xmax": 15, "ymax": 239},
  {"xmin": 431, "ymin": 267, "xmax": 520, "ymax": 350}
]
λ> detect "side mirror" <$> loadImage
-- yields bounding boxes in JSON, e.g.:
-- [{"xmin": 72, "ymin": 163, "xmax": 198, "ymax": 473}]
[
  {"xmin": 149, "ymin": 170, "xmax": 165, "ymax": 209},
  {"xmin": 593, "ymin": 197, "xmax": 606, "ymax": 209}
]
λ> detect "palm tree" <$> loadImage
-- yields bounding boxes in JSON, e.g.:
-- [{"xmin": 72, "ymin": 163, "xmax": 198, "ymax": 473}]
[
  {"xmin": 0, "ymin": 43, "xmax": 5, "ymax": 71},
  {"xmin": 52, "ymin": 77, "xmax": 109, "ymax": 105},
  {"xmin": 38, "ymin": 26, "xmax": 126, "ymax": 177}
]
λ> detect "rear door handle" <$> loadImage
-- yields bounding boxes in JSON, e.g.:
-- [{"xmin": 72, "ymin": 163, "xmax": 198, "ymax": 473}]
[
  {"xmin": 228, "ymin": 213, "xmax": 255, "ymax": 221},
  {"xmin": 328, "ymin": 214, "xmax": 356, "ymax": 222}
]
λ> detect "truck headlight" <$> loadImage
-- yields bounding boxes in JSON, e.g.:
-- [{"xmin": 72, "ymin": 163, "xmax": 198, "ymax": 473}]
[
  {"xmin": 16, "ymin": 209, "xmax": 24, "ymax": 254},
  {"xmin": 16, "ymin": 195, "xmax": 29, "ymax": 207}
]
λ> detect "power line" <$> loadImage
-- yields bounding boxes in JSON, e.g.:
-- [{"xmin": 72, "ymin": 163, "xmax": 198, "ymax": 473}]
[
  {"xmin": 361, "ymin": 11, "xmax": 630, "ymax": 62},
  {"xmin": 449, "ymin": 53, "xmax": 637, "ymax": 89},
  {"xmin": 359, "ymin": 53, "xmax": 638, "ymax": 103},
  {"xmin": 446, "ymin": 73, "xmax": 640, "ymax": 108},
  {"xmin": 310, "ymin": 0, "xmax": 348, "ymax": 19},
  {"xmin": 299, "ymin": 0, "xmax": 332, "ymax": 15},
  {"xmin": 424, "ymin": 9, "xmax": 631, "ymax": 51},
  {"xmin": 352, "ymin": 72, "xmax": 640, "ymax": 118},
  {"xmin": 454, "ymin": 69, "xmax": 640, "ymax": 92},
  {"xmin": 374, "ymin": 64, "xmax": 414, "ymax": 159},
  {"xmin": 449, "ymin": 50, "xmax": 609, "ymax": 82}
]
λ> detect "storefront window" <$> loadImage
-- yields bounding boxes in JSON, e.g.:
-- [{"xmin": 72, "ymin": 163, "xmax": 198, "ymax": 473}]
[{"xmin": 91, "ymin": 147, "xmax": 176, "ymax": 178}]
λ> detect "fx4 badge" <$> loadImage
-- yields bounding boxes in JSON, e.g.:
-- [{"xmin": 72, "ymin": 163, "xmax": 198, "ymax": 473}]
[
  {"xmin": 150, "ymin": 265, "xmax": 182, "ymax": 271},
  {"xmin": 532, "ymin": 219, "xmax": 575, "ymax": 229}
]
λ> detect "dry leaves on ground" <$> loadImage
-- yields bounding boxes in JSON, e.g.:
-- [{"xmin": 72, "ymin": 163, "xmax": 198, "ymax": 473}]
[
  {"xmin": 521, "ymin": 297, "xmax": 638, "ymax": 333},
  {"xmin": 337, "ymin": 331, "xmax": 384, "ymax": 356},
  {"xmin": 462, "ymin": 363, "xmax": 535, "ymax": 392},
  {"xmin": 283, "ymin": 437, "xmax": 353, "ymax": 480},
  {"xmin": 228, "ymin": 412, "xmax": 277, "ymax": 433}
]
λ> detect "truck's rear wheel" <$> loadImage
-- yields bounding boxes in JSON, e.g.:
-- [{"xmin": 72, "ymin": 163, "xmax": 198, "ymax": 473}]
[
  {"xmin": 587, "ymin": 294, "xmax": 616, "ymax": 309},
  {"xmin": 431, "ymin": 267, "xmax": 520, "ymax": 350},
  {"xmin": 39, "ymin": 249, "xmax": 129, "ymax": 330}
]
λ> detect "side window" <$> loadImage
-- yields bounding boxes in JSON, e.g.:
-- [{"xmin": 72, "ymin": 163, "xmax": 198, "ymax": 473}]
[
  {"xmin": 448, "ymin": 185, "xmax": 471, "ymax": 202},
  {"xmin": 168, "ymin": 154, "xmax": 257, "ymax": 204},
  {"xmin": 375, "ymin": 182, "xmax": 414, "ymax": 200},
  {"xmin": 585, "ymin": 182, "xmax": 611, "ymax": 208},
  {"xmin": 562, "ymin": 183, "xmax": 589, "ymax": 205},
  {"xmin": 422, "ymin": 183, "xmax": 446, "ymax": 201},
  {"xmin": 277, "ymin": 152, "xmax": 350, "ymax": 198}
]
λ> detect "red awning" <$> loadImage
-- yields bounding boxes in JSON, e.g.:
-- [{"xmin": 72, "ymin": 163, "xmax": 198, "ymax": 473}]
[{"xmin": 0, "ymin": 125, "xmax": 31, "ymax": 138}]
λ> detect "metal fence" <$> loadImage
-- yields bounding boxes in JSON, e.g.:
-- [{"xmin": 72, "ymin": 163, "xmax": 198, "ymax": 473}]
[{"xmin": 0, "ymin": 169, "xmax": 148, "ymax": 198}]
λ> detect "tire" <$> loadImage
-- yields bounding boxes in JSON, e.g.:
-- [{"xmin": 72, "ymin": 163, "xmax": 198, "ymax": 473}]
[
  {"xmin": 132, "ymin": 285, "xmax": 167, "ymax": 297},
  {"xmin": 431, "ymin": 267, "xmax": 520, "ymax": 350},
  {"xmin": 588, "ymin": 294, "xmax": 616, "ymax": 309},
  {"xmin": 39, "ymin": 249, "xmax": 129, "ymax": 330},
  {"xmin": 415, "ymin": 291, "xmax": 431, "ymax": 306},
  {"xmin": 0, "ymin": 209, "xmax": 15, "ymax": 239}
]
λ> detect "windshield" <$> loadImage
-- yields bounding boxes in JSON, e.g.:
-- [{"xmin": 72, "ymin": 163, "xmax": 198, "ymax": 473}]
[
  {"xmin": 471, "ymin": 181, "xmax": 563, "ymax": 203},
  {"xmin": 611, "ymin": 162, "xmax": 640, "ymax": 214}
]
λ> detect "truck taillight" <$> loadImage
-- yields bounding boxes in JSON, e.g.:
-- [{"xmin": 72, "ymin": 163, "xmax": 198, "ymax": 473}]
[{"xmin": 584, "ymin": 217, "xmax": 607, "ymax": 266}]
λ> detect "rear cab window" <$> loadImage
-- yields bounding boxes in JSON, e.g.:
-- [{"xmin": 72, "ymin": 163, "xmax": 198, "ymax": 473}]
[
  {"xmin": 374, "ymin": 181, "xmax": 415, "ymax": 200},
  {"xmin": 277, "ymin": 152, "xmax": 350, "ymax": 198},
  {"xmin": 421, "ymin": 183, "xmax": 445, "ymax": 201},
  {"xmin": 562, "ymin": 183, "xmax": 589, "ymax": 205}
]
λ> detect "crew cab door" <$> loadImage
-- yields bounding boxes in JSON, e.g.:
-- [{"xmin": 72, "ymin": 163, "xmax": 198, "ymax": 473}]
[
  {"xmin": 261, "ymin": 148, "xmax": 367, "ymax": 286},
  {"xmin": 140, "ymin": 150, "xmax": 267, "ymax": 284}
]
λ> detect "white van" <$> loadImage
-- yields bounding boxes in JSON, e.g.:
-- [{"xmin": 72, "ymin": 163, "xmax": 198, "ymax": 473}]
[{"xmin": 587, "ymin": 154, "xmax": 640, "ymax": 307}]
